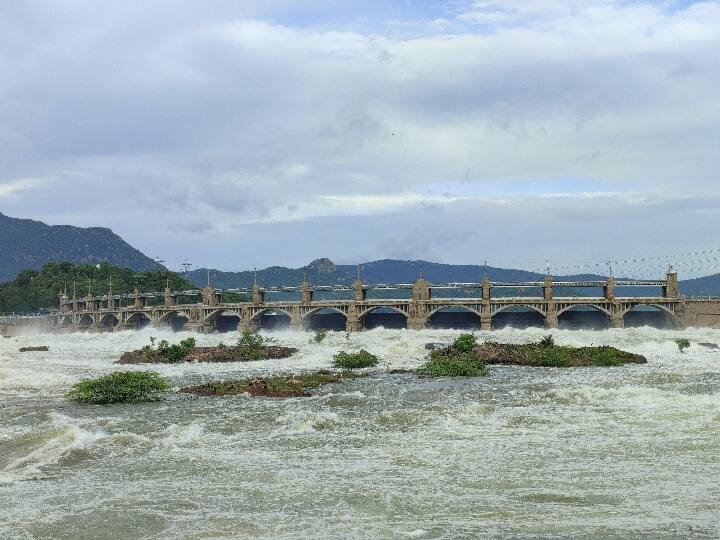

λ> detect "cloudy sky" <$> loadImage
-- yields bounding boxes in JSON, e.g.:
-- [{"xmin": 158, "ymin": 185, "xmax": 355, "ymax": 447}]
[{"xmin": 1, "ymin": 1, "xmax": 719, "ymax": 275}]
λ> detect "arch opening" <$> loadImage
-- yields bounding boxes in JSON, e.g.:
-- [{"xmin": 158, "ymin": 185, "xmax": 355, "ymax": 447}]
[
  {"xmin": 361, "ymin": 307, "xmax": 407, "ymax": 330},
  {"xmin": 159, "ymin": 312, "xmax": 190, "ymax": 332},
  {"xmin": 492, "ymin": 306, "xmax": 545, "ymax": 329},
  {"xmin": 125, "ymin": 312, "xmax": 151, "ymax": 330},
  {"xmin": 215, "ymin": 313, "xmax": 241, "ymax": 333},
  {"xmin": 171, "ymin": 315, "xmax": 189, "ymax": 332},
  {"xmin": 76, "ymin": 314, "xmax": 94, "ymax": 329},
  {"xmin": 305, "ymin": 308, "xmax": 347, "ymax": 331},
  {"xmin": 558, "ymin": 305, "xmax": 610, "ymax": 330},
  {"xmin": 623, "ymin": 305, "xmax": 675, "ymax": 329},
  {"xmin": 99, "ymin": 313, "xmax": 119, "ymax": 331},
  {"xmin": 429, "ymin": 306, "xmax": 481, "ymax": 330},
  {"xmin": 255, "ymin": 309, "xmax": 291, "ymax": 331}
]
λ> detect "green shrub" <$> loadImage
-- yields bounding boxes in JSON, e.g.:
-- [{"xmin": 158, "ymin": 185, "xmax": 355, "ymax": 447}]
[
  {"xmin": 417, "ymin": 350, "xmax": 487, "ymax": 377},
  {"xmin": 332, "ymin": 349, "xmax": 380, "ymax": 369},
  {"xmin": 157, "ymin": 337, "xmax": 196, "ymax": 362},
  {"xmin": 237, "ymin": 331, "xmax": 267, "ymax": 360},
  {"xmin": 453, "ymin": 333, "xmax": 477, "ymax": 352},
  {"xmin": 540, "ymin": 335, "xmax": 555, "ymax": 348},
  {"xmin": 67, "ymin": 371, "xmax": 170, "ymax": 404},
  {"xmin": 675, "ymin": 339, "xmax": 690, "ymax": 353},
  {"xmin": 311, "ymin": 329, "xmax": 328, "ymax": 344},
  {"xmin": 534, "ymin": 346, "xmax": 571, "ymax": 367}
]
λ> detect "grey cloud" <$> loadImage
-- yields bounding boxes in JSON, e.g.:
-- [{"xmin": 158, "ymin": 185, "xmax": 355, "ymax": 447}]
[{"xmin": 1, "ymin": 1, "xmax": 719, "ymax": 272}]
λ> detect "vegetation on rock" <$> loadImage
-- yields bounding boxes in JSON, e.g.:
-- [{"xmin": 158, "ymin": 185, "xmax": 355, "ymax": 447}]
[
  {"xmin": 118, "ymin": 336, "xmax": 196, "ymax": 364},
  {"xmin": 179, "ymin": 370, "xmax": 362, "ymax": 398},
  {"xmin": 117, "ymin": 334, "xmax": 296, "ymax": 364},
  {"xmin": 418, "ymin": 335, "xmax": 645, "ymax": 374},
  {"xmin": 67, "ymin": 371, "xmax": 170, "ymax": 404},
  {"xmin": 332, "ymin": 349, "xmax": 380, "ymax": 369},
  {"xmin": 474, "ymin": 338, "xmax": 646, "ymax": 367},
  {"xmin": 675, "ymin": 338, "xmax": 690, "ymax": 353},
  {"xmin": 19, "ymin": 345, "xmax": 49, "ymax": 352},
  {"xmin": 417, "ymin": 349, "xmax": 488, "ymax": 377},
  {"xmin": 417, "ymin": 333, "xmax": 488, "ymax": 377}
]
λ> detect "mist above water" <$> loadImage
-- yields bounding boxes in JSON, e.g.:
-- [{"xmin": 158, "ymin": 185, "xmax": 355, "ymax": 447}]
[{"xmin": 1, "ymin": 327, "xmax": 719, "ymax": 538}]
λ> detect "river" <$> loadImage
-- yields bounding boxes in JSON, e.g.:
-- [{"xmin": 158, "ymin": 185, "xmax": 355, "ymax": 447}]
[{"xmin": 1, "ymin": 327, "xmax": 719, "ymax": 538}]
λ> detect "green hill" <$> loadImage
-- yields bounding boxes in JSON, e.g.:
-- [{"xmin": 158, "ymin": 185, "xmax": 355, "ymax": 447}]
[{"xmin": 0, "ymin": 212, "xmax": 159, "ymax": 283}]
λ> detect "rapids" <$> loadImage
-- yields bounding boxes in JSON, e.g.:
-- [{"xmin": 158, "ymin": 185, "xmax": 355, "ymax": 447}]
[{"xmin": 1, "ymin": 327, "xmax": 719, "ymax": 538}]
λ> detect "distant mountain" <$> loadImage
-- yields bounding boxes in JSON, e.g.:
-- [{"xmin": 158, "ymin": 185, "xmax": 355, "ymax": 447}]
[
  {"xmin": 189, "ymin": 258, "xmax": 612, "ymax": 289},
  {"xmin": 679, "ymin": 273, "xmax": 720, "ymax": 297},
  {"xmin": 0, "ymin": 212, "xmax": 159, "ymax": 283},
  {"xmin": 189, "ymin": 257, "xmax": 720, "ymax": 295}
]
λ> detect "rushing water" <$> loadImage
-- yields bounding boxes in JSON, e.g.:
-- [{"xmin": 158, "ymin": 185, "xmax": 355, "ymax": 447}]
[{"xmin": 1, "ymin": 327, "xmax": 719, "ymax": 539}]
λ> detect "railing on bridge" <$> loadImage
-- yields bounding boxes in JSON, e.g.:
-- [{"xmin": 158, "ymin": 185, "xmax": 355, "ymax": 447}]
[{"xmin": 56, "ymin": 278, "xmax": 673, "ymax": 306}]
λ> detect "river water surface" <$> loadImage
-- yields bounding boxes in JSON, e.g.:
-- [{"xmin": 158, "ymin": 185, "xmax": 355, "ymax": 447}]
[{"xmin": 1, "ymin": 327, "xmax": 719, "ymax": 539}]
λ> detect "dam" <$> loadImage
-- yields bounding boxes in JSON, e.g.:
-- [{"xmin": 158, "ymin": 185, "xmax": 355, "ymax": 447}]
[{"xmin": 25, "ymin": 269, "xmax": 720, "ymax": 333}]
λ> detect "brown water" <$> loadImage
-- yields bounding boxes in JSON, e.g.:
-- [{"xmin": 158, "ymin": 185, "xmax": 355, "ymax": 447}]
[{"xmin": 1, "ymin": 327, "xmax": 719, "ymax": 538}]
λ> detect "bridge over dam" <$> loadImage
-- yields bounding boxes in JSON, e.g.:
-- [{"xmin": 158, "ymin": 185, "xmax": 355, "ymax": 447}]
[{"xmin": 38, "ymin": 270, "xmax": 720, "ymax": 333}]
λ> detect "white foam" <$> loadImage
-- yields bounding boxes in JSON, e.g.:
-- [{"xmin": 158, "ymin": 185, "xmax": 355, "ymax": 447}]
[{"xmin": 0, "ymin": 413, "xmax": 107, "ymax": 483}]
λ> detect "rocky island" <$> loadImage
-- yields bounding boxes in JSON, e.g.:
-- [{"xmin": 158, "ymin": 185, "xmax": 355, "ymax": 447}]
[
  {"xmin": 180, "ymin": 371, "xmax": 362, "ymax": 398},
  {"xmin": 418, "ymin": 334, "xmax": 646, "ymax": 376},
  {"xmin": 116, "ymin": 333, "xmax": 297, "ymax": 365}
]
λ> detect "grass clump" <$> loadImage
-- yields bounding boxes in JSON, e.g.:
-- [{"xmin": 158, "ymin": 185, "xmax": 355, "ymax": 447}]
[
  {"xmin": 19, "ymin": 346, "xmax": 49, "ymax": 352},
  {"xmin": 67, "ymin": 371, "xmax": 170, "ymax": 404},
  {"xmin": 675, "ymin": 338, "xmax": 690, "ymax": 353},
  {"xmin": 332, "ymin": 349, "xmax": 380, "ymax": 369},
  {"xmin": 310, "ymin": 329, "xmax": 328, "ymax": 344},
  {"xmin": 417, "ymin": 350, "xmax": 488, "ymax": 377},
  {"xmin": 180, "ymin": 371, "xmax": 362, "ymax": 398}
]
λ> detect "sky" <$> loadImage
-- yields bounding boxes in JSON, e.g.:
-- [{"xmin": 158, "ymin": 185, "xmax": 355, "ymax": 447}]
[{"xmin": 1, "ymin": 0, "xmax": 719, "ymax": 276}]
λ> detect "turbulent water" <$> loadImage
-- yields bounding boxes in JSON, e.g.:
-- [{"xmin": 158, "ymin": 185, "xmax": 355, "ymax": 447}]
[{"xmin": 1, "ymin": 327, "xmax": 719, "ymax": 539}]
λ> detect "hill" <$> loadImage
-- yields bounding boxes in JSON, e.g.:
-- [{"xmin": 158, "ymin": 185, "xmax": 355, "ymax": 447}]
[
  {"xmin": 189, "ymin": 258, "xmax": 611, "ymax": 288},
  {"xmin": 0, "ymin": 212, "xmax": 159, "ymax": 283},
  {"xmin": 0, "ymin": 262, "xmax": 194, "ymax": 314},
  {"xmin": 190, "ymin": 258, "xmax": 717, "ymax": 296},
  {"xmin": 678, "ymin": 273, "xmax": 720, "ymax": 297}
]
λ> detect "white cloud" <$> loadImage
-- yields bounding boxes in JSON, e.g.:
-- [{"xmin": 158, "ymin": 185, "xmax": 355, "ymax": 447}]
[
  {"xmin": 0, "ymin": 177, "xmax": 46, "ymax": 198},
  {"xmin": 0, "ymin": 1, "xmax": 718, "ymax": 271}
]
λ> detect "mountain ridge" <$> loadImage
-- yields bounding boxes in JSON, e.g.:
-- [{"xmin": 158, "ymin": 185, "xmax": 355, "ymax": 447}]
[
  {"xmin": 0, "ymin": 212, "xmax": 160, "ymax": 282},
  {"xmin": 188, "ymin": 258, "xmax": 718, "ymax": 296},
  {"xmin": 189, "ymin": 258, "xmax": 615, "ymax": 289},
  {"xmin": 2, "ymin": 212, "xmax": 718, "ymax": 295}
]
